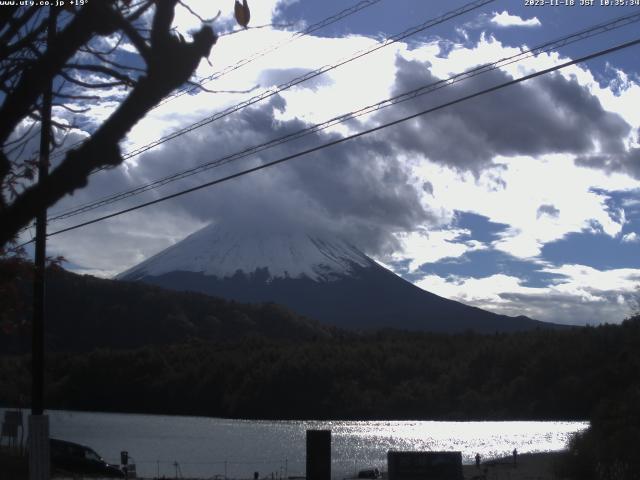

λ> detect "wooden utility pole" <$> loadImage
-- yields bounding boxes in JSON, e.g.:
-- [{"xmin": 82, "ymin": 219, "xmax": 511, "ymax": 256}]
[{"xmin": 29, "ymin": 6, "xmax": 56, "ymax": 480}]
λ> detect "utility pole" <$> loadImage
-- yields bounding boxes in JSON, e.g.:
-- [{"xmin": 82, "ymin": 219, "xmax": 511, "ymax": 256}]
[{"xmin": 29, "ymin": 6, "xmax": 56, "ymax": 480}]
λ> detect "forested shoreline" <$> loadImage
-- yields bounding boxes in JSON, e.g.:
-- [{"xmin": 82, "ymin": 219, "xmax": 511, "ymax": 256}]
[{"xmin": 2, "ymin": 318, "xmax": 639, "ymax": 421}]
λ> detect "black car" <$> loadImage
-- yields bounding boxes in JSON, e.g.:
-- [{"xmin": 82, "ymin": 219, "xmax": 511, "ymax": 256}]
[
  {"xmin": 50, "ymin": 439, "xmax": 124, "ymax": 478},
  {"xmin": 358, "ymin": 468, "xmax": 381, "ymax": 479}
]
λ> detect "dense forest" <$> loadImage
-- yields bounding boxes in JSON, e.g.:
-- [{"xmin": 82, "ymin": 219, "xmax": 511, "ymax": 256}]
[{"xmin": 2, "ymin": 318, "xmax": 639, "ymax": 421}]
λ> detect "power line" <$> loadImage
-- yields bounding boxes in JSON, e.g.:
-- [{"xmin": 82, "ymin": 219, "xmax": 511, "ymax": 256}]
[
  {"xmin": 51, "ymin": 0, "xmax": 496, "ymax": 173},
  {"xmin": 14, "ymin": 0, "xmax": 497, "ymax": 239},
  {"xmin": 122, "ymin": 0, "xmax": 495, "ymax": 158},
  {"xmin": 45, "ymin": 10, "xmax": 640, "ymax": 223},
  {"xmin": 48, "ymin": 0, "xmax": 386, "ymax": 161},
  {"xmin": 23, "ymin": 36, "xmax": 639, "ymax": 245},
  {"xmin": 158, "ymin": 0, "xmax": 386, "ymax": 106}
]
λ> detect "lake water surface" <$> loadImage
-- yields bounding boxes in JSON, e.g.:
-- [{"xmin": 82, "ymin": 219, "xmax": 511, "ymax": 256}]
[{"xmin": 5, "ymin": 409, "xmax": 588, "ymax": 479}]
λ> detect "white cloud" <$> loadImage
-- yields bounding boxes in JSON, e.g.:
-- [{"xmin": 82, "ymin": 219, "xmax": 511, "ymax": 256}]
[
  {"xmin": 391, "ymin": 228, "xmax": 485, "ymax": 271},
  {"xmin": 543, "ymin": 264, "xmax": 640, "ymax": 294},
  {"xmin": 622, "ymin": 232, "xmax": 639, "ymax": 243},
  {"xmin": 417, "ymin": 273, "xmax": 539, "ymax": 304},
  {"xmin": 490, "ymin": 11, "xmax": 541, "ymax": 28},
  {"xmin": 410, "ymin": 155, "xmax": 634, "ymax": 260},
  {"xmin": 415, "ymin": 265, "xmax": 640, "ymax": 325}
]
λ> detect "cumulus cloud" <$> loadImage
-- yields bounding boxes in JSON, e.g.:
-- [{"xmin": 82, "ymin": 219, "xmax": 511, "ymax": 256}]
[
  {"xmin": 416, "ymin": 265, "xmax": 640, "ymax": 325},
  {"xmin": 575, "ymin": 148, "xmax": 640, "ymax": 180},
  {"xmin": 622, "ymin": 232, "xmax": 639, "ymax": 243},
  {"xmin": 490, "ymin": 11, "xmax": 541, "ymax": 28},
  {"xmin": 537, "ymin": 204, "xmax": 560, "ymax": 219},
  {"xmin": 375, "ymin": 55, "xmax": 630, "ymax": 174},
  {"xmin": 42, "ymin": 94, "xmax": 440, "ymax": 275},
  {"xmin": 391, "ymin": 228, "xmax": 486, "ymax": 271}
]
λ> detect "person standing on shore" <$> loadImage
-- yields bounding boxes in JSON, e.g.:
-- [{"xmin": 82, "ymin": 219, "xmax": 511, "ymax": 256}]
[
  {"xmin": 512, "ymin": 449, "xmax": 518, "ymax": 467},
  {"xmin": 475, "ymin": 453, "xmax": 481, "ymax": 468}
]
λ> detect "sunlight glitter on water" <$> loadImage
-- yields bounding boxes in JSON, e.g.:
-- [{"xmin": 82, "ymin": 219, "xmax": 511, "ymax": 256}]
[
  {"xmin": 2, "ymin": 409, "xmax": 588, "ymax": 479},
  {"xmin": 307, "ymin": 420, "xmax": 587, "ymax": 472}
]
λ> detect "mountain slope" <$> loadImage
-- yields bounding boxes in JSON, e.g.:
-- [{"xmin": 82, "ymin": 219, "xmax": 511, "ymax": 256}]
[
  {"xmin": 0, "ymin": 260, "xmax": 337, "ymax": 354},
  {"xmin": 117, "ymin": 224, "xmax": 555, "ymax": 333}
]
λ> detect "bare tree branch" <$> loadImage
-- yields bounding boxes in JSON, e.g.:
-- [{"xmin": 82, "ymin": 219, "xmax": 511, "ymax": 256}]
[
  {"xmin": 59, "ymin": 70, "xmax": 129, "ymax": 89},
  {"xmin": 64, "ymin": 63, "xmax": 137, "ymax": 86},
  {"xmin": 53, "ymin": 92, "xmax": 101, "ymax": 101},
  {"xmin": 0, "ymin": 1, "xmax": 120, "ymax": 148},
  {"xmin": 178, "ymin": 1, "xmax": 220, "ymax": 24},
  {"xmin": 113, "ymin": 12, "xmax": 151, "ymax": 62},
  {"xmin": 0, "ymin": 7, "xmax": 39, "ymax": 47},
  {"xmin": 2, "ymin": 120, "xmax": 37, "ymax": 148},
  {"xmin": 53, "ymin": 103, "xmax": 91, "ymax": 114},
  {"xmin": 79, "ymin": 49, "xmax": 146, "ymax": 72},
  {"xmin": 80, "ymin": 32, "xmax": 126, "ymax": 57},
  {"xmin": 28, "ymin": 112, "xmax": 71, "ymax": 132},
  {"xmin": 126, "ymin": 0, "xmax": 155, "ymax": 23},
  {"xmin": 0, "ymin": 17, "xmax": 48, "ymax": 63},
  {"xmin": 0, "ymin": 0, "xmax": 218, "ymax": 247}
]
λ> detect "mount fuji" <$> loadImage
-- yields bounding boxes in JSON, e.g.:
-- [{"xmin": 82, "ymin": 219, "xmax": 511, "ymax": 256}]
[{"xmin": 116, "ymin": 223, "xmax": 554, "ymax": 333}]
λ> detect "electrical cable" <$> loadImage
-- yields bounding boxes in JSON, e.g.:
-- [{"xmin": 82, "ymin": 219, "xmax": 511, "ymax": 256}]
[
  {"xmin": 158, "ymin": 0, "xmax": 386, "ymax": 106},
  {"xmin": 45, "ymin": 10, "xmax": 640, "ymax": 223},
  {"xmin": 47, "ymin": 0, "xmax": 385, "ymax": 161},
  {"xmin": 48, "ymin": 0, "xmax": 496, "ymax": 171},
  {"xmin": 15, "ymin": 35, "xmax": 638, "ymax": 246}
]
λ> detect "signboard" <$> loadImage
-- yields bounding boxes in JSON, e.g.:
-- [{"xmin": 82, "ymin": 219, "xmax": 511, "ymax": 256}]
[{"xmin": 387, "ymin": 451, "xmax": 463, "ymax": 480}]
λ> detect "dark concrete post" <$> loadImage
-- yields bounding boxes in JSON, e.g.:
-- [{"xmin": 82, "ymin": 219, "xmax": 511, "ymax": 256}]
[{"xmin": 306, "ymin": 430, "xmax": 331, "ymax": 480}]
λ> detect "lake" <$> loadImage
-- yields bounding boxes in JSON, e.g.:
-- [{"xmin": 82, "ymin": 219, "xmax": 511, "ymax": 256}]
[{"xmin": 3, "ymin": 408, "xmax": 588, "ymax": 479}]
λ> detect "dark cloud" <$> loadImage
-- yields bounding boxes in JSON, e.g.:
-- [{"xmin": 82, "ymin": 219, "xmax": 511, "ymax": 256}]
[
  {"xmin": 258, "ymin": 68, "xmax": 334, "ymax": 91},
  {"xmin": 375, "ymin": 56, "xmax": 631, "ymax": 173},
  {"xmin": 575, "ymin": 147, "xmax": 640, "ymax": 180},
  {"xmin": 60, "ymin": 95, "xmax": 437, "ymax": 259},
  {"xmin": 537, "ymin": 204, "xmax": 560, "ymax": 218}
]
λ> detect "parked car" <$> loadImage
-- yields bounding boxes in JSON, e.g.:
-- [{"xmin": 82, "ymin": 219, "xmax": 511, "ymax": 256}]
[
  {"xmin": 358, "ymin": 468, "xmax": 381, "ymax": 479},
  {"xmin": 50, "ymin": 438, "xmax": 124, "ymax": 478}
]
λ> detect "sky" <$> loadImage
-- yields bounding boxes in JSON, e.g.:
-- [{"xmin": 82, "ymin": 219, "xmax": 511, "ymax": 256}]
[{"xmin": 15, "ymin": 0, "xmax": 640, "ymax": 326}]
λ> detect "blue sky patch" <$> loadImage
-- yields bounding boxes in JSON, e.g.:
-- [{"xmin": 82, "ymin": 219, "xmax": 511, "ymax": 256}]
[
  {"xmin": 541, "ymin": 231, "xmax": 640, "ymax": 270},
  {"xmin": 274, "ymin": 0, "xmax": 640, "ymax": 81},
  {"xmin": 416, "ymin": 248, "xmax": 564, "ymax": 288},
  {"xmin": 453, "ymin": 211, "xmax": 510, "ymax": 243}
]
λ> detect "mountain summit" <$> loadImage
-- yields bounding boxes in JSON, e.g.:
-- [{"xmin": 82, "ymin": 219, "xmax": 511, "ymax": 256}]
[
  {"xmin": 117, "ymin": 224, "xmax": 375, "ymax": 283},
  {"xmin": 117, "ymin": 223, "xmax": 554, "ymax": 333}
]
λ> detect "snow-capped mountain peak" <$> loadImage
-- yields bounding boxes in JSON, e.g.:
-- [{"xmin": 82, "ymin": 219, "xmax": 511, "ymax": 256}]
[{"xmin": 116, "ymin": 223, "xmax": 375, "ymax": 282}]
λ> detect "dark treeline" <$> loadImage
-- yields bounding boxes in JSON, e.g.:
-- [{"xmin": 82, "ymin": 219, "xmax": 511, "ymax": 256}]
[
  {"xmin": 0, "ymin": 261, "xmax": 338, "ymax": 354},
  {"xmin": 2, "ymin": 317, "xmax": 639, "ymax": 421}
]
